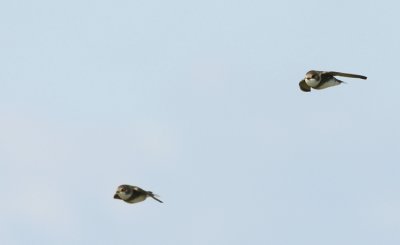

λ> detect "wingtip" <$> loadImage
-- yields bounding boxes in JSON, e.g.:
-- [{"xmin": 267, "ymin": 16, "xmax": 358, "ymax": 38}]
[
  {"xmin": 299, "ymin": 80, "xmax": 311, "ymax": 92},
  {"xmin": 153, "ymin": 197, "xmax": 163, "ymax": 203}
]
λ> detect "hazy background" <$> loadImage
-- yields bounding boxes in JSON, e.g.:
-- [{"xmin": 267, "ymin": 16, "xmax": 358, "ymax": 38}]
[{"xmin": 1, "ymin": 0, "xmax": 399, "ymax": 244}]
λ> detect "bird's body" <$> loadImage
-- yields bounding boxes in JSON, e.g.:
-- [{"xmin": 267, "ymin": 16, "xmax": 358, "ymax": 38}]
[
  {"xmin": 299, "ymin": 70, "xmax": 367, "ymax": 92},
  {"xmin": 114, "ymin": 185, "xmax": 163, "ymax": 204}
]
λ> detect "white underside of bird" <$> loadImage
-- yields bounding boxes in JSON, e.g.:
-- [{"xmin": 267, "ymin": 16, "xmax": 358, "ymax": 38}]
[
  {"xmin": 125, "ymin": 195, "xmax": 147, "ymax": 203},
  {"xmin": 305, "ymin": 78, "xmax": 340, "ymax": 89}
]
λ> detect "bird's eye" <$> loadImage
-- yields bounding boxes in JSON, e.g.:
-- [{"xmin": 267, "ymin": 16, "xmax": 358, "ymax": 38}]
[{"xmin": 121, "ymin": 188, "xmax": 125, "ymax": 192}]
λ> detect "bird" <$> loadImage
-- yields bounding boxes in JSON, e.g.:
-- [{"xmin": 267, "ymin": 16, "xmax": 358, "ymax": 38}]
[
  {"xmin": 299, "ymin": 70, "xmax": 367, "ymax": 92},
  {"xmin": 113, "ymin": 184, "xmax": 163, "ymax": 204}
]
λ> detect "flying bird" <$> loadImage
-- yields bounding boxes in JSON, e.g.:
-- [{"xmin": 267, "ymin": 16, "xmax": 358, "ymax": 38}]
[
  {"xmin": 299, "ymin": 70, "xmax": 367, "ymax": 92},
  {"xmin": 113, "ymin": 185, "xmax": 163, "ymax": 204}
]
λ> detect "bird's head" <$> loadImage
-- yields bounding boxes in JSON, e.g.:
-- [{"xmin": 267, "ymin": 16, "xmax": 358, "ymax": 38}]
[
  {"xmin": 304, "ymin": 70, "xmax": 320, "ymax": 87},
  {"xmin": 305, "ymin": 70, "xmax": 320, "ymax": 80},
  {"xmin": 114, "ymin": 185, "xmax": 132, "ymax": 200}
]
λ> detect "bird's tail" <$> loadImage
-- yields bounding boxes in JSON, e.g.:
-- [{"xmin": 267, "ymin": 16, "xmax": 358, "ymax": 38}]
[{"xmin": 147, "ymin": 192, "xmax": 163, "ymax": 203}]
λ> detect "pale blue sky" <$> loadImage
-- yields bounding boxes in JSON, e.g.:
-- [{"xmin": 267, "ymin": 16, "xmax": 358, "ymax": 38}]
[{"xmin": 1, "ymin": 0, "xmax": 400, "ymax": 244}]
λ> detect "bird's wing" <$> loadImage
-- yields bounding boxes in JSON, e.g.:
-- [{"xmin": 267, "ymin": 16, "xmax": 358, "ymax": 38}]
[
  {"xmin": 148, "ymin": 192, "xmax": 163, "ymax": 203},
  {"xmin": 323, "ymin": 71, "xmax": 367, "ymax": 80},
  {"xmin": 299, "ymin": 80, "xmax": 311, "ymax": 92},
  {"xmin": 133, "ymin": 186, "xmax": 145, "ymax": 192}
]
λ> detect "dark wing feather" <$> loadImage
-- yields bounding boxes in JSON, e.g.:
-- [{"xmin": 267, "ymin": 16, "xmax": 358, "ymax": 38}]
[
  {"xmin": 131, "ymin": 186, "xmax": 147, "ymax": 196},
  {"xmin": 147, "ymin": 192, "xmax": 163, "ymax": 203},
  {"xmin": 323, "ymin": 71, "xmax": 367, "ymax": 80},
  {"xmin": 299, "ymin": 80, "xmax": 311, "ymax": 92}
]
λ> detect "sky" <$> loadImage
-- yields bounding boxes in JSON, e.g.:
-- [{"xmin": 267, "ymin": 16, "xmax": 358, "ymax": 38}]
[{"xmin": 1, "ymin": 0, "xmax": 400, "ymax": 244}]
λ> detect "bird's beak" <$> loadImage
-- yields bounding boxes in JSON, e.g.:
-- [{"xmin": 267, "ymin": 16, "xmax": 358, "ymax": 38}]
[{"xmin": 114, "ymin": 194, "xmax": 121, "ymax": 199}]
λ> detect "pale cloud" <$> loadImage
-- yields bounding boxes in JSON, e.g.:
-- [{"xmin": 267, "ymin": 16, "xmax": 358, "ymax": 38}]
[
  {"xmin": 0, "ymin": 109, "xmax": 69, "ymax": 168},
  {"xmin": 188, "ymin": 59, "xmax": 232, "ymax": 93},
  {"xmin": 125, "ymin": 120, "xmax": 183, "ymax": 165},
  {"xmin": 0, "ymin": 110, "xmax": 81, "ymax": 244},
  {"xmin": 0, "ymin": 191, "xmax": 80, "ymax": 244},
  {"xmin": 358, "ymin": 199, "xmax": 400, "ymax": 228},
  {"xmin": 1, "ymin": 181, "xmax": 78, "ymax": 229}
]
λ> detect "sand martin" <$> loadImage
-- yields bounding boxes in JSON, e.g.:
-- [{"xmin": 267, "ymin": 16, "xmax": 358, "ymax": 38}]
[
  {"xmin": 114, "ymin": 185, "xmax": 163, "ymax": 204},
  {"xmin": 299, "ymin": 70, "xmax": 367, "ymax": 92}
]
